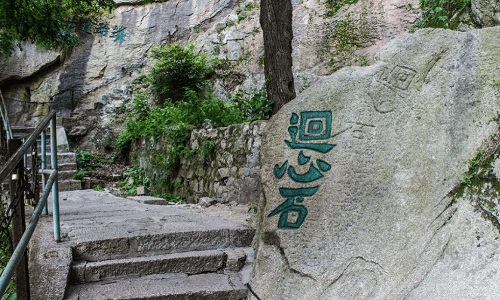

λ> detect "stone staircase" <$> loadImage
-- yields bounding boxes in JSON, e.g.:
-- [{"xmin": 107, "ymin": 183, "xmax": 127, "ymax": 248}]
[
  {"xmin": 65, "ymin": 233, "xmax": 253, "ymax": 299},
  {"xmin": 10, "ymin": 126, "xmax": 81, "ymax": 191},
  {"xmin": 29, "ymin": 190, "xmax": 255, "ymax": 299}
]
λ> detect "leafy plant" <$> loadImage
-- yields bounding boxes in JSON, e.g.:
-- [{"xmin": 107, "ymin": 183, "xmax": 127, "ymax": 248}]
[
  {"xmin": 74, "ymin": 170, "xmax": 85, "ymax": 181},
  {"xmin": 75, "ymin": 150, "xmax": 103, "ymax": 179},
  {"xmin": 416, "ymin": 0, "xmax": 470, "ymax": 29},
  {"xmin": 120, "ymin": 165, "xmax": 150, "ymax": 195},
  {"xmin": 359, "ymin": 55, "xmax": 369, "ymax": 66},
  {"xmin": 116, "ymin": 42, "xmax": 273, "ymax": 197},
  {"xmin": 156, "ymin": 193, "xmax": 183, "ymax": 203},
  {"xmin": 238, "ymin": 2, "xmax": 255, "ymax": 22},
  {"xmin": 231, "ymin": 88, "xmax": 274, "ymax": 121},
  {"xmin": 0, "ymin": 0, "xmax": 115, "ymax": 54},
  {"xmin": 193, "ymin": 140, "xmax": 217, "ymax": 163},
  {"xmin": 93, "ymin": 185, "xmax": 104, "ymax": 191},
  {"xmin": 462, "ymin": 151, "xmax": 483, "ymax": 187},
  {"xmin": 148, "ymin": 42, "xmax": 218, "ymax": 103}
]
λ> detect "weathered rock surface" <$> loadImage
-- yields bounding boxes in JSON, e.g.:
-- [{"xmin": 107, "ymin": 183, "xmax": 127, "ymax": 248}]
[
  {"xmin": 0, "ymin": 42, "xmax": 61, "ymax": 84},
  {"xmin": 0, "ymin": 0, "xmax": 422, "ymax": 146},
  {"xmin": 250, "ymin": 27, "xmax": 500, "ymax": 300},
  {"xmin": 470, "ymin": 0, "xmax": 500, "ymax": 27}
]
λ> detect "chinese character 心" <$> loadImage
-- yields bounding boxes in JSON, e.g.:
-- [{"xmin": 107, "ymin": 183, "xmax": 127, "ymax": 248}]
[{"xmin": 268, "ymin": 111, "xmax": 335, "ymax": 229}]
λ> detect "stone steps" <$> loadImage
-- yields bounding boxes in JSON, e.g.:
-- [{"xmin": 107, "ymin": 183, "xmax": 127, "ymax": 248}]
[
  {"xmin": 71, "ymin": 229, "xmax": 254, "ymax": 262},
  {"xmin": 29, "ymin": 190, "xmax": 255, "ymax": 299},
  {"xmin": 64, "ymin": 225, "xmax": 254, "ymax": 299},
  {"xmin": 9, "ymin": 126, "xmax": 81, "ymax": 192},
  {"xmin": 70, "ymin": 249, "xmax": 230, "ymax": 284},
  {"xmin": 65, "ymin": 273, "xmax": 248, "ymax": 300}
]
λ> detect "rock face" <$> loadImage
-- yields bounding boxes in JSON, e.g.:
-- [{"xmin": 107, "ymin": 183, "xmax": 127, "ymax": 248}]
[
  {"xmin": 250, "ymin": 27, "xmax": 500, "ymax": 300},
  {"xmin": 0, "ymin": 42, "xmax": 60, "ymax": 84},
  {"xmin": 470, "ymin": 0, "xmax": 500, "ymax": 27},
  {"xmin": 0, "ymin": 0, "xmax": 421, "ymax": 146}
]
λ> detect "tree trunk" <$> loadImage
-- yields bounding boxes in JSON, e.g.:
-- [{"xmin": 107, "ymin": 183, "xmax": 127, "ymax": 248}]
[{"xmin": 260, "ymin": 0, "xmax": 296, "ymax": 115}]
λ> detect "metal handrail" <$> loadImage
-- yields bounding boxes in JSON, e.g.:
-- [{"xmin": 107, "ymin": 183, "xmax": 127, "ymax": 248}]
[
  {"xmin": 0, "ymin": 171, "xmax": 57, "ymax": 295},
  {"xmin": 0, "ymin": 110, "xmax": 60, "ymax": 296},
  {"xmin": 0, "ymin": 89, "xmax": 12, "ymax": 140},
  {"xmin": 0, "ymin": 111, "xmax": 55, "ymax": 181}
]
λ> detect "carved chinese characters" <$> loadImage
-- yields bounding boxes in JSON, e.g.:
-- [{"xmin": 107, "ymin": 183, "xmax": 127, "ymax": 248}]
[{"xmin": 268, "ymin": 111, "xmax": 335, "ymax": 229}]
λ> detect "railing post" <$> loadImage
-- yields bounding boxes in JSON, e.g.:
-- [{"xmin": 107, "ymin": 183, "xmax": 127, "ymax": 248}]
[
  {"xmin": 50, "ymin": 116, "xmax": 60, "ymax": 242},
  {"xmin": 41, "ymin": 130, "xmax": 48, "ymax": 215},
  {"xmin": 8, "ymin": 138, "xmax": 30, "ymax": 300}
]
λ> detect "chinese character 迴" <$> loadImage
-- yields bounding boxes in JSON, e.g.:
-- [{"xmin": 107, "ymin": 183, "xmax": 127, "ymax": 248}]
[
  {"xmin": 269, "ymin": 111, "xmax": 335, "ymax": 229},
  {"xmin": 285, "ymin": 111, "xmax": 335, "ymax": 153}
]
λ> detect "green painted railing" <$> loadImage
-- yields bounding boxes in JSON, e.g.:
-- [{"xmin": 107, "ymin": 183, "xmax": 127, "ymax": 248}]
[{"xmin": 0, "ymin": 111, "xmax": 60, "ymax": 298}]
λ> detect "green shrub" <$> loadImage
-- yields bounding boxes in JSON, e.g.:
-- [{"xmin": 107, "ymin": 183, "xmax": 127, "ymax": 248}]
[
  {"xmin": 75, "ymin": 150, "xmax": 103, "ymax": 179},
  {"xmin": 117, "ymin": 42, "xmax": 273, "ymax": 197},
  {"xmin": 93, "ymin": 185, "xmax": 104, "ymax": 191},
  {"xmin": 148, "ymin": 43, "xmax": 218, "ymax": 103},
  {"xmin": 120, "ymin": 165, "xmax": 150, "ymax": 195},
  {"xmin": 232, "ymin": 88, "xmax": 274, "ymax": 122},
  {"xmin": 417, "ymin": 0, "xmax": 470, "ymax": 29}
]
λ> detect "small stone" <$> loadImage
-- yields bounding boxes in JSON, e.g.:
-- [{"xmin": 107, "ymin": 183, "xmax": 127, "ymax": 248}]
[
  {"xmin": 225, "ymin": 248, "xmax": 247, "ymax": 272},
  {"xmin": 198, "ymin": 197, "xmax": 216, "ymax": 207},
  {"xmin": 136, "ymin": 186, "xmax": 149, "ymax": 196}
]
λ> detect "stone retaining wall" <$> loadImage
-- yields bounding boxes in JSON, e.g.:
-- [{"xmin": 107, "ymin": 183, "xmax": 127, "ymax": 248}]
[{"xmin": 177, "ymin": 121, "xmax": 266, "ymax": 205}]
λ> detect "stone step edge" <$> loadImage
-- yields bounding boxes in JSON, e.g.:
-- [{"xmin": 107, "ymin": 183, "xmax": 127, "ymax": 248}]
[
  {"xmin": 64, "ymin": 272, "xmax": 248, "ymax": 300},
  {"xmin": 71, "ymin": 249, "xmax": 230, "ymax": 284},
  {"xmin": 72, "ymin": 228, "xmax": 255, "ymax": 262}
]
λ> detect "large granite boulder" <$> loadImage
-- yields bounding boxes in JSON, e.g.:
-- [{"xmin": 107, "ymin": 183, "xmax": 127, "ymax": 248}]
[{"xmin": 250, "ymin": 27, "xmax": 500, "ymax": 300}]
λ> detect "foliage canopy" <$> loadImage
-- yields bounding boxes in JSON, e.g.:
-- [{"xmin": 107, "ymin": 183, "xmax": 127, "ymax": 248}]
[{"xmin": 0, "ymin": 0, "xmax": 115, "ymax": 54}]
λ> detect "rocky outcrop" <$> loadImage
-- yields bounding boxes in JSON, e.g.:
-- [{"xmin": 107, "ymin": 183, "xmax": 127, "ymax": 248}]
[
  {"xmin": 0, "ymin": 0, "xmax": 423, "ymax": 148},
  {"xmin": 0, "ymin": 42, "xmax": 61, "ymax": 84},
  {"xmin": 250, "ymin": 27, "xmax": 500, "ymax": 299}
]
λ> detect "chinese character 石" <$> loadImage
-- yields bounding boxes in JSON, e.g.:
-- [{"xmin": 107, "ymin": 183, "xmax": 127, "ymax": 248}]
[
  {"xmin": 111, "ymin": 26, "xmax": 126, "ymax": 42},
  {"xmin": 84, "ymin": 19, "xmax": 94, "ymax": 34},
  {"xmin": 269, "ymin": 111, "xmax": 336, "ymax": 229},
  {"xmin": 95, "ymin": 23, "xmax": 110, "ymax": 37},
  {"xmin": 267, "ymin": 186, "xmax": 319, "ymax": 229}
]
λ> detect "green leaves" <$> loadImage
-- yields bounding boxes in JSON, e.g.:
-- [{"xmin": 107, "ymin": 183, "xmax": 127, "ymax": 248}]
[
  {"xmin": 148, "ymin": 43, "xmax": 217, "ymax": 103},
  {"xmin": 417, "ymin": 0, "xmax": 470, "ymax": 29},
  {"xmin": 116, "ymin": 42, "xmax": 273, "ymax": 196},
  {"xmin": 0, "ymin": 0, "xmax": 115, "ymax": 54}
]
